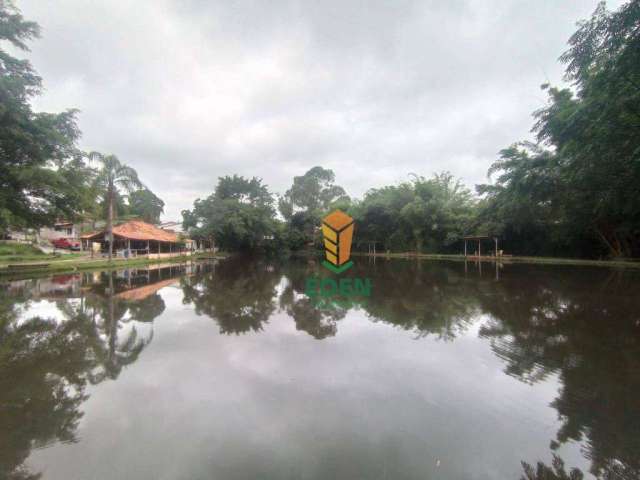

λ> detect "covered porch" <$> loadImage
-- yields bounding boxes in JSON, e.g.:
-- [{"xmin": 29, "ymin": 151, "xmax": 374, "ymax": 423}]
[{"xmin": 81, "ymin": 220, "xmax": 189, "ymax": 258}]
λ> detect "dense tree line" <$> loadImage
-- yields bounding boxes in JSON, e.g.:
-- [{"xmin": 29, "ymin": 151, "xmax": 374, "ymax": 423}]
[
  {"xmin": 183, "ymin": 2, "xmax": 640, "ymax": 260},
  {"xmin": 2, "ymin": 1, "xmax": 638, "ymax": 260},
  {"xmin": 476, "ymin": 1, "xmax": 640, "ymax": 258},
  {"xmin": 0, "ymin": 1, "xmax": 164, "ymax": 246}
]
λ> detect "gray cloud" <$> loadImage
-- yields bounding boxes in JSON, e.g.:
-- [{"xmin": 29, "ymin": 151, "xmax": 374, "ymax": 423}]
[{"xmin": 19, "ymin": 0, "xmax": 621, "ymax": 219}]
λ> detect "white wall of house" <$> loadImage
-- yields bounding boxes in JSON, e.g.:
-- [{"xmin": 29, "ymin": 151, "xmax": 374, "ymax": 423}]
[
  {"xmin": 8, "ymin": 220, "xmax": 103, "ymax": 244},
  {"xmin": 6, "ymin": 229, "xmax": 37, "ymax": 242},
  {"xmin": 39, "ymin": 223, "xmax": 78, "ymax": 242}
]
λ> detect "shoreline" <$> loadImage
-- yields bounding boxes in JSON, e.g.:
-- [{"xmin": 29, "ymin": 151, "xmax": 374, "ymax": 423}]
[
  {"xmin": 352, "ymin": 252, "xmax": 640, "ymax": 268},
  {"xmin": 0, "ymin": 252, "xmax": 226, "ymax": 277},
  {"xmin": 2, "ymin": 250, "xmax": 639, "ymax": 277}
]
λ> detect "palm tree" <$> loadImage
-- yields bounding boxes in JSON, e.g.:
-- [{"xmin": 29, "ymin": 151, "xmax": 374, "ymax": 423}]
[{"xmin": 89, "ymin": 152, "xmax": 143, "ymax": 260}]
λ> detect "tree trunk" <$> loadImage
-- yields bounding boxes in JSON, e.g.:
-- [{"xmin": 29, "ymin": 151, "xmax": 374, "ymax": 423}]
[
  {"xmin": 595, "ymin": 226, "xmax": 621, "ymax": 258},
  {"xmin": 107, "ymin": 183, "xmax": 114, "ymax": 261},
  {"xmin": 414, "ymin": 231, "xmax": 422, "ymax": 254},
  {"xmin": 108, "ymin": 272, "xmax": 117, "ymax": 373}
]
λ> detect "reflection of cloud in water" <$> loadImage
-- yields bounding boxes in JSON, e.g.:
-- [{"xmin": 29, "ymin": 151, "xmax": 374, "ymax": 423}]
[
  {"xmin": 16, "ymin": 300, "xmax": 72, "ymax": 325},
  {"xmin": 4, "ymin": 259, "xmax": 639, "ymax": 480},
  {"xmin": 27, "ymin": 276, "xmax": 586, "ymax": 480}
]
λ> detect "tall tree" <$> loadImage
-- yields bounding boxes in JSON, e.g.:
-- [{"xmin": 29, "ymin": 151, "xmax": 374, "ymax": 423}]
[
  {"xmin": 477, "ymin": 1, "xmax": 640, "ymax": 258},
  {"xmin": 0, "ymin": 1, "xmax": 88, "ymax": 233},
  {"xmin": 278, "ymin": 166, "xmax": 349, "ymax": 250},
  {"xmin": 182, "ymin": 175, "xmax": 277, "ymax": 251},
  {"xmin": 89, "ymin": 152, "xmax": 143, "ymax": 260},
  {"xmin": 352, "ymin": 183, "xmax": 413, "ymax": 252},
  {"xmin": 279, "ymin": 166, "xmax": 348, "ymax": 218},
  {"xmin": 475, "ymin": 143, "xmax": 569, "ymax": 256},
  {"xmin": 537, "ymin": 1, "xmax": 640, "ymax": 257},
  {"xmin": 128, "ymin": 188, "xmax": 165, "ymax": 224}
]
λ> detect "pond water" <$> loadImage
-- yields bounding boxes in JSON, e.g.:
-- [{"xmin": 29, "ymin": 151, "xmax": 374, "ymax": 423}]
[{"xmin": 1, "ymin": 257, "xmax": 639, "ymax": 480}]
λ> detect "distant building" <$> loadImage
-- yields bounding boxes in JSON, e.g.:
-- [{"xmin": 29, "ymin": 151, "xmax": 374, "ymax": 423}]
[
  {"xmin": 6, "ymin": 219, "xmax": 107, "ymax": 247},
  {"xmin": 7, "ymin": 220, "xmax": 80, "ymax": 244},
  {"xmin": 39, "ymin": 221, "xmax": 79, "ymax": 242},
  {"xmin": 159, "ymin": 221, "xmax": 184, "ymax": 234}
]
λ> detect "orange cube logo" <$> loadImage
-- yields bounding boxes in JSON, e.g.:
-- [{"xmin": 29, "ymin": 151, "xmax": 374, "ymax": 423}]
[{"xmin": 321, "ymin": 210, "xmax": 354, "ymax": 273}]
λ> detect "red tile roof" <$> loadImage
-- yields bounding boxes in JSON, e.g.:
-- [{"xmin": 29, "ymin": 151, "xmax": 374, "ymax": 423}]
[{"xmin": 81, "ymin": 220, "xmax": 179, "ymax": 242}]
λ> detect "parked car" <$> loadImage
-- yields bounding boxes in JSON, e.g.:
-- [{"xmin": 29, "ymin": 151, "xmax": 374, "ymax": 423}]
[{"xmin": 51, "ymin": 237, "xmax": 81, "ymax": 251}]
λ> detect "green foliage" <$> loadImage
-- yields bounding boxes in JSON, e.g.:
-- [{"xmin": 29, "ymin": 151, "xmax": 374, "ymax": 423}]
[
  {"xmin": 182, "ymin": 175, "xmax": 277, "ymax": 251},
  {"xmin": 353, "ymin": 172, "xmax": 475, "ymax": 253},
  {"xmin": 181, "ymin": 257, "xmax": 279, "ymax": 334},
  {"xmin": 0, "ymin": 1, "xmax": 163, "ymax": 241},
  {"xmin": 0, "ymin": 268, "xmax": 171, "ymax": 479},
  {"xmin": 88, "ymin": 151, "xmax": 144, "ymax": 258},
  {"xmin": 89, "ymin": 152, "xmax": 143, "ymax": 198},
  {"xmin": 477, "ymin": 1, "xmax": 640, "ymax": 258},
  {"xmin": 475, "ymin": 143, "xmax": 574, "ymax": 256},
  {"xmin": 3, "ymin": 0, "xmax": 635, "ymax": 261},
  {"xmin": 278, "ymin": 166, "xmax": 350, "ymax": 251},
  {"xmin": 186, "ymin": 168, "xmax": 474, "ymax": 255},
  {"xmin": 0, "ymin": 1, "xmax": 89, "ymax": 232},
  {"xmin": 279, "ymin": 166, "xmax": 349, "ymax": 219},
  {"xmin": 128, "ymin": 188, "xmax": 165, "ymax": 224},
  {"xmin": 520, "ymin": 455, "xmax": 584, "ymax": 480},
  {"xmin": 0, "ymin": 241, "xmax": 43, "ymax": 257}
]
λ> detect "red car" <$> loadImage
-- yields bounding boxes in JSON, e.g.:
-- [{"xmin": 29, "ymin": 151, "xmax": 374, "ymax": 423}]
[{"xmin": 51, "ymin": 237, "xmax": 81, "ymax": 250}]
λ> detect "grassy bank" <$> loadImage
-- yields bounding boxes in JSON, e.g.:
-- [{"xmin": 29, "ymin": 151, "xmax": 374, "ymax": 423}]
[
  {"xmin": 0, "ymin": 252, "xmax": 225, "ymax": 277},
  {"xmin": 353, "ymin": 252, "xmax": 640, "ymax": 268},
  {"xmin": 0, "ymin": 242, "xmax": 86, "ymax": 263},
  {"xmin": 0, "ymin": 242, "xmax": 44, "ymax": 256}
]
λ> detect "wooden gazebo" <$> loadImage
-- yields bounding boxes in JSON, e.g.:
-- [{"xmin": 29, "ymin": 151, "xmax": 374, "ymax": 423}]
[{"xmin": 462, "ymin": 235, "xmax": 499, "ymax": 258}]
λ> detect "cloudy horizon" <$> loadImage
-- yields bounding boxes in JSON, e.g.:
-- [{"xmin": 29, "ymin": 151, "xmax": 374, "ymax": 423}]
[{"xmin": 18, "ymin": 0, "xmax": 622, "ymax": 220}]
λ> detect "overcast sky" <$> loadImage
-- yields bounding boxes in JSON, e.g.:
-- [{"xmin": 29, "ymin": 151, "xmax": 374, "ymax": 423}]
[{"xmin": 19, "ymin": 0, "xmax": 622, "ymax": 220}]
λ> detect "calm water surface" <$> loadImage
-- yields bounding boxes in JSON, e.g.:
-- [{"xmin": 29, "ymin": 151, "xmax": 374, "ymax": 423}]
[{"xmin": 1, "ymin": 258, "xmax": 639, "ymax": 480}]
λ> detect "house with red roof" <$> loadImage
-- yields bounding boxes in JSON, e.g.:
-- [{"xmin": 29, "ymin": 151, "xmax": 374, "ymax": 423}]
[{"xmin": 81, "ymin": 220, "xmax": 190, "ymax": 258}]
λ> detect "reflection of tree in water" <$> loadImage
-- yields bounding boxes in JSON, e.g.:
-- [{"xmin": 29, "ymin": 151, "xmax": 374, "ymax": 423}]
[
  {"xmin": 478, "ymin": 267, "xmax": 640, "ymax": 479},
  {"xmin": 0, "ymin": 267, "xmax": 176, "ymax": 480},
  {"xmin": 278, "ymin": 261, "xmax": 348, "ymax": 339},
  {"xmin": 181, "ymin": 257, "xmax": 280, "ymax": 335},
  {"xmin": 359, "ymin": 259, "xmax": 479, "ymax": 340},
  {"xmin": 0, "ymin": 313, "xmax": 91, "ymax": 480},
  {"xmin": 520, "ymin": 455, "xmax": 584, "ymax": 480}
]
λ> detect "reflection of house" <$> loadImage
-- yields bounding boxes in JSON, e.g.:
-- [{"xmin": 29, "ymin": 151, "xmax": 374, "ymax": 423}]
[
  {"xmin": 81, "ymin": 220, "xmax": 189, "ymax": 259},
  {"xmin": 7, "ymin": 274, "xmax": 82, "ymax": 299},
  {"xmin": 114, "ymin": 278, "xmax": 179, "ymax": 301}
]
